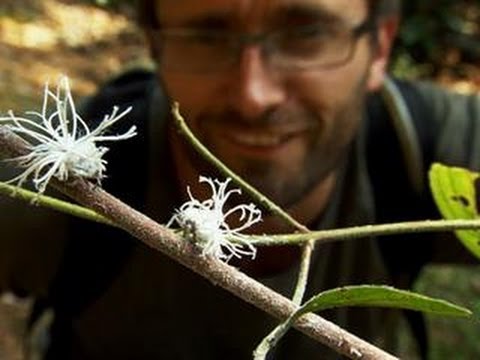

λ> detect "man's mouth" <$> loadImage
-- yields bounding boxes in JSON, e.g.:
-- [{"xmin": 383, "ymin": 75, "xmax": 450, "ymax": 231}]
[
  {"xmin": 217, "ymin": 127, "xmax": 309, "ymax": 159},
  {"xmin": 228, "ymin": 132, "xmax": 288, "ymax": 147}
]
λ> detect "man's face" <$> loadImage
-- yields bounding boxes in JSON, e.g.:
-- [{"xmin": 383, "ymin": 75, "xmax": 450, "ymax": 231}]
[{"xmin": 155, "ymin": 0, "xmax": 388, "ymax": 207}]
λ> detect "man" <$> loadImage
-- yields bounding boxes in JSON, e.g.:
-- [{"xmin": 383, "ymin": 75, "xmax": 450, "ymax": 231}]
[{"xmin": 1, "ymin": 0, "xmax": 479, "ymax": 358}]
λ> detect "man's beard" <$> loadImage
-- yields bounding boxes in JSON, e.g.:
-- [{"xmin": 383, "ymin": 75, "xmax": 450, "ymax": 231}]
[
  {"xmin": 230, "ymin": 158, "xmax": 317, "ymax": 208},
  {"xmin": 179, "ymin": 85, "xmax": 367, "ymax": 209}
]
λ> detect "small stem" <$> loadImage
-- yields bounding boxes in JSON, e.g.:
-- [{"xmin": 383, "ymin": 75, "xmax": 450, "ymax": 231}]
[
  {"xmin": 253, "ymin": 316, "xmax": 297, "ymax": 360},
  {"xmin": 292, "ymin": 240, "xmax": 314, "ymax": 305},
  {"xmin": 254, "ymin": 240, "xmax": 314, "ymax": 360},
  {"xmin": 249, "ymin": 219, "xmax": 480, "ymax": 246},
  {"xmin": 0, "ymin": 181, "xmax": 115, "ymax": 226}
]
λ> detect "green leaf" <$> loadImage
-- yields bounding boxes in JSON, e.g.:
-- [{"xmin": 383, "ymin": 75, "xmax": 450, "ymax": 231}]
[
  {"xmin": 253, "ymin": 285, "xmax": 470, "ymax": 360},
  {"xmin": 429, "ymin": 163, "xmax": 480, "ymax": 259},
  {"xmin": 297, "ymin": 285, "xmax": 472, "ymax": 318}
]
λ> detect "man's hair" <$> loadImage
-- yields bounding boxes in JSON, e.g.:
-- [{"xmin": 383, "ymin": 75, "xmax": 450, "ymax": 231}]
[{"xmin": 137, "ymin": 0, "xmax": 401, "ymax": 30}]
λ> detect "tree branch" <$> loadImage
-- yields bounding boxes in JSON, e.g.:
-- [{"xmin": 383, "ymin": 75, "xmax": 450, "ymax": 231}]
[{"xmin": 0, "ymin": 126, "xmax": 397, "ymax": 359}]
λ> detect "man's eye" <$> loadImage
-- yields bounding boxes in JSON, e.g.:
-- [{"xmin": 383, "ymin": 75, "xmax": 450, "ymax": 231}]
[
  {"xmin": 292, "ymin": 25, "xmax": 332, "ymax": 40},
  {"xmin": 274, "ymin": 27, "xmax": 329, "ymax": 54}
]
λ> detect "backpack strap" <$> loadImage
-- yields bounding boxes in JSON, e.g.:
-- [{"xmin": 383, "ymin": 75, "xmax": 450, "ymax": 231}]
[
  {"xmin": 367, "ymin": 76, "xmax": 437, "ymax": 359},
  {"xmin": 380, "ymin": 77, "xmax": 425, "ymax": 195}
]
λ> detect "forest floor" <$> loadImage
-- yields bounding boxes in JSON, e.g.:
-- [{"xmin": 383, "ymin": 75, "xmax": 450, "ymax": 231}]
[{"xmin": 0, "ymin": 1, "xmax": 479, "ymax": 359}]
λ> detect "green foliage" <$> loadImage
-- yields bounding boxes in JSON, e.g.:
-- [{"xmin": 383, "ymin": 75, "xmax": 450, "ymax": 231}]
[
  {"xmin": 296, "ymin": 285, "xmax": 471, "ymax": 317},
  {"xmin": 429, "ymin": 163, "xmax": 480, "ymax": 260},
  {"xmin": 391, "ymin": 1, "xmax": 479, "ymax": 78},
  {"xmin": 254, "ymin": 285, "xmax": 471, "ymax": 359}
]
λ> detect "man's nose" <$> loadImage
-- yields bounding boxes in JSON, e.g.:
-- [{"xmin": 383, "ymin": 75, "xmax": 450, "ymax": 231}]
[{"xmin": 227, "ymin": 46, "xmax": 287, "ymax": 120}]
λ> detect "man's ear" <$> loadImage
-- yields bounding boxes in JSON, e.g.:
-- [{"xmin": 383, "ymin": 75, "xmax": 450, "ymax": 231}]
[{"xmin": 367, "ymin": 16, "xmax": 400, "ymax": 92}]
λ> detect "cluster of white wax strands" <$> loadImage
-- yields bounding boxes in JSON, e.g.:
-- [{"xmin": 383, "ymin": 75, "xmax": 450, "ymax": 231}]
[
  {"xmin": 0, "ymin": 75, "xmax": 136, "ymax": 193},
  {"xmin": 168, "ymin": 176, "xmax": 262, "ymax": 262}
]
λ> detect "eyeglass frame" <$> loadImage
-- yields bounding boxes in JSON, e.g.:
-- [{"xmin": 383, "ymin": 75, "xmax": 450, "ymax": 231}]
[{"xmin": 150, "ymin": 17, "xmax": 376, "ymax": 73}]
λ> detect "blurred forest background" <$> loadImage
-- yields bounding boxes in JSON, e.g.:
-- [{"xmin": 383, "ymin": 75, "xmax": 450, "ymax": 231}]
[{"xmin": 0, "ymin": 0, "xmax": 479, "ymax": 359}]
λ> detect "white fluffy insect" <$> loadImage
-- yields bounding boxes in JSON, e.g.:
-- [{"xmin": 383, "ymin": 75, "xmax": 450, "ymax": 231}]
[
  {"xmin": 168, "ymin": 176, "xmax": 262, "ymax": 262},
  {"xmin": 0, "ymin": 76, "xmax": 136, "ymax": 193}
]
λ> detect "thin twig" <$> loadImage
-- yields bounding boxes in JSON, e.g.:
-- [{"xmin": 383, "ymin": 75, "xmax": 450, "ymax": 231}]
[
  {"xmin": 0, "ymin": 124, "xmax": 397, "ymax": 359},
  {"xmin": 292, "ymin": 239, "xmax": 315, "ymax": 304},
  {"xmin": 0, "ymin": 181, "xmax": 114, "ymax": 226},
  {"xmin": 253, "ymin": 238, "xmax": 315, "ymax": 360},
  {"xmin": 4, "ymin": 173, "xmax": 479, "ymax": 250},
  {"xmin": 248, "ymin": 219, "xmax": 480, "ymax": 246}
]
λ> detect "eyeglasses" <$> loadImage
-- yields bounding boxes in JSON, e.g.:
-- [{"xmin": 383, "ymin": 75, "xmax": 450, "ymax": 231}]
[{"xmin": 152, "ymin": 18, "xmax": 374, "ymax": 73}]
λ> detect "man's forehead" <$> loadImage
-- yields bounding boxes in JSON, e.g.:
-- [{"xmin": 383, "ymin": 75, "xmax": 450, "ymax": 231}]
[{"xmin": 157, "ymin": 0, "xmax": 368, "ymax": 27}]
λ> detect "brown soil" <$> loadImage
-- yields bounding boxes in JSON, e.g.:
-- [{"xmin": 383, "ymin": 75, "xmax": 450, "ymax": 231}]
[{"xmin": 0, "ymin": 0, "xmax": 150, "ymax": 111}]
